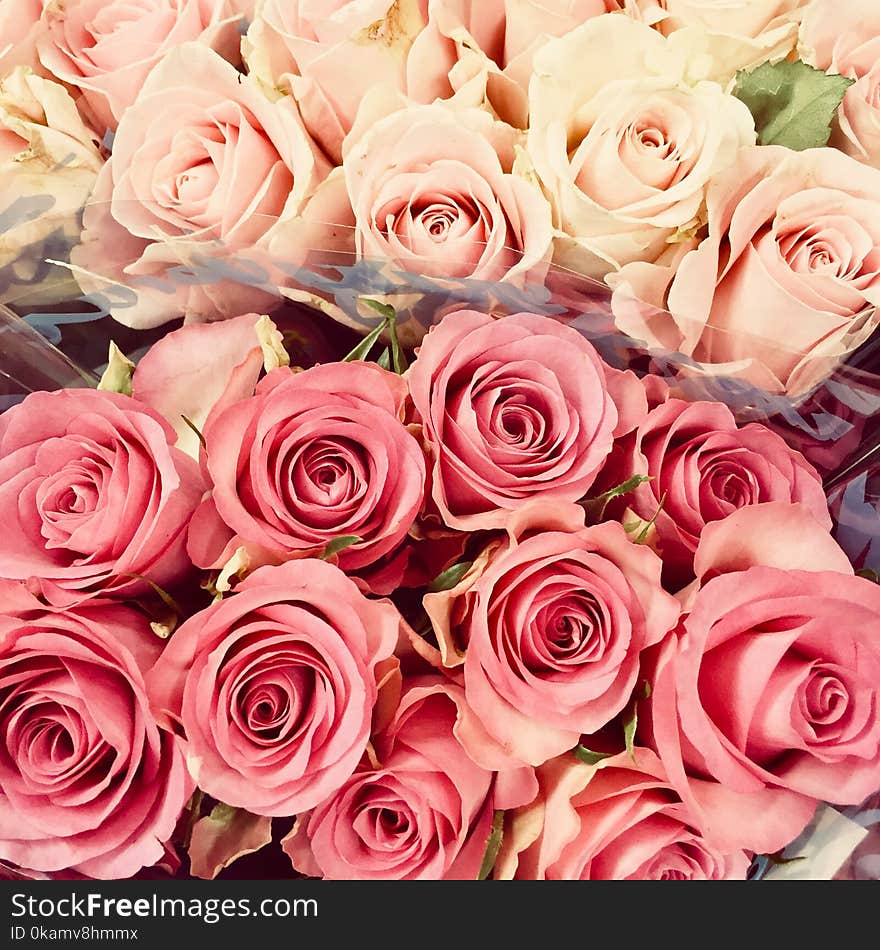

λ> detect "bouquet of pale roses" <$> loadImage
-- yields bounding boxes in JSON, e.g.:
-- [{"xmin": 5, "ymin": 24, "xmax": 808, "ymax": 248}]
[{"xmin": 2, "ymin": 0, "xmax": 880, "ymax": 882}]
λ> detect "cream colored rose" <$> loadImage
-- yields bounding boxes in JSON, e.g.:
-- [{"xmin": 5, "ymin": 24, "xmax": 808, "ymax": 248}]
[
  {"xmin": 799, "ymin": 0, "xmax": 880, "ymax": 168},
  {"xmin": 0, "ymin": 68, "xmax": 103, "ymax": 307},
  {"xmin": 527, "ymin": 15, "xmax": 755, "ymax": 281},
  {"xmin": 624, "ymin": 0, "xmax": 809, "ymax": 80}
]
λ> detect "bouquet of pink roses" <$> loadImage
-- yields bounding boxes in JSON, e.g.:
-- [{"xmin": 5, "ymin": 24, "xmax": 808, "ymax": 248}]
[
  {"xmin": 0, "ymin": 305, "xmax": 878, "ymax": 882},
  {"xmin": 2, "ymin": 0, "xmax": 880, "ymax": 883}
]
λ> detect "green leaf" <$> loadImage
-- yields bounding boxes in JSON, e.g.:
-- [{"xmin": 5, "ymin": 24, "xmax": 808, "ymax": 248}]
[
  {"xmin": 181, "ymin": 415, "xmax": 207, "ymax": 452},
  {"xmin": 623, "ymin": 703, "xmax": 638, "ymax": 763},
  {"xmin": 376, "ymin": 348, "xmax": 392, "ymax": 370},
  {"xmin": 573, "ymin": 745, "xmax": 615, "ymax": 766},
  {"xmin": 387, "ymin": 312, "xmax": 408, "ymax": 375},
  {"xmin": 733, "ymin": 59, "xmax": 855, "ymax": 151},
  {"xmin": 856, "ymin": 568, "xmax": 880, "ymax": 584},
  {"xmin": 322, "ymin": 535, "xmax": 363, "ymax": 560},
  {"xmin": 362, "ymin": 298, "xmax": 398, "ymax": 322},
  {"xmin": 342, "ymin": 320, "xmax": 387, "ymax": 363},
  {"xmin": 626, "ymin": 490, "xmax": 667, "ymax": 545},
  {"xmin": 477, "ymin": 810, "xmax": 505, "ymax": 881},
  {"xmin": 427, "ymin": 560, "xmax": 474, "ymax": 593},
  {"xmin": 583, "ymin": 475, "xmax": 651, "ymax": 521},
  {"xmin": 592, "ymin": 474, "xmax": 652, "ymax": 504}
]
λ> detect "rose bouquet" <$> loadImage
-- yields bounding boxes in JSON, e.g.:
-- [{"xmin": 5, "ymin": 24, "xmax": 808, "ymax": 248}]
[
  {"xmin": 0, "ymin": 305, "xmax": 877, "ymax": 882},
  {"xmin": 1, "ymin": 0, "xmax": 880, "ymax": 882}
]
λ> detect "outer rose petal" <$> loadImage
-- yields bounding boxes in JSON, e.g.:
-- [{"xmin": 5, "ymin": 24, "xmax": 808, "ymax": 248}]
[{"xmin": 131, "ymin": 313, "xmax": 266, "ymax": 459}]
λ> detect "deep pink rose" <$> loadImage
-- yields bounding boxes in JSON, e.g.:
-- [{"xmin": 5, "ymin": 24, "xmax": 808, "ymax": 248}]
[
  {"xmin": 645, "ymin": 568, "xmax": 880, "ymax": 855},
  {"xmin": 146, "ymin": 559, "xmax": 400, "ymax": 816},
  {"xmin": 283, "ymin": 677, "xmax": 537, "ymax": 880},
  {"xmin": 497, "ymin": 749, "xmax": 750, "ymax": 880},
  {"xmin": 187, "ymin": 361, "xmax": 426, "ymax": 577},
  {"xmin": 598, "ymin": 398, "xmax": 830, "ymax": 587},
  {"xmin": 37, "ymin": 0, "xmax": 243, "ymax": 134},
  {"xmin": 406, "ymin": 309, "xmax": 642, "ymax": 531},
  {"xmin": 435, "ymin": 506, "xmax": 680, "ymax": 766},
  {"xmin": 0, "ymin": 388, "xmax": 204, "ymax": 606},
  {"xmin": 0, "ymin": 583, "xmax": 192, "ymax": 879}
]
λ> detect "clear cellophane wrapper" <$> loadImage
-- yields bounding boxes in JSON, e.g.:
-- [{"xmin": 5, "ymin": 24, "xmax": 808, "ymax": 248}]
[{"xmin": 2, "ymin": 214, "xmax": 880, "ymax": 881}]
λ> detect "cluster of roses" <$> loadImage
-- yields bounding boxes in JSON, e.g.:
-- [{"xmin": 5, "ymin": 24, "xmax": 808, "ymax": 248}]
[
  {"xmin": 1, "ymin": 308, "xmax": 878, "ymax": 881},
  {"xmin": 3, "ymin": 0, "xmax": 880, "ymax": 399}
]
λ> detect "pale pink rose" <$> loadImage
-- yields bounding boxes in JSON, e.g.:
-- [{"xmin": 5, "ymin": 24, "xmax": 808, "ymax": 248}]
[
  {"xmin": 0, "ymin": 583, "xmax": 192, "ymax": 879},
  {"xmin": 406, "ymin": 309, "xmax": 641, "ymax": 531},
  {"xmin": 37, "ymin": 0, "xmax": 243, "ymax": 135},
  {"xmin": 624, "ymin": 0, "xmax": 808, "ymax": 78},
  {"xmin": 146, "ymin": 559, "xmax": 400, "ymax": 816},
  {"xmin": 610, "ymin": 146, "xmax": 880, "ymax": 396},
  {"xmin": 72, "ymin": 43, "xmax": 329, "ymax": 329},
  {"xmin": 527, "ymin": 14, "xmax": 756, "ymax": 280},
  {"xmin": 496, "ymin": 749, "xmax": 750, "ymax": 879},
  {"xmin": 187, "ymin": 361, "xmax": 426, "ymax": 578},
  {"xmin": 244, "ymin": 0, "xmax": 430, "ymax": 165},
  {"xmin": 283, "ymin": 678, "xmax": 537, "ymax": 879},
  {"xmin": 596, "ymin": 398, "xmax": 831, "ymax": 587},
  {"xmin": 272, "ymin": 100, "xmax": 553, "ymax": 345},
  {"xmin": 438, "ymin": 506, "xmax": 680, "ymax": 766},
  {"xmin": 0, "ymin": 68, "xmax": 103, "ymax": 308},
  {"xmin": 645, "ymin": 567, "xmax": 880, "ymax": 854},
  {"xmin": 244, "ymin": 0, "xmax": 615, "ymax": 164},
  {"xmin": 0, "ymin": 0, "xmax": 47, "ymax": 78},
  {"xmin": 0, "ymin": 388, "xmax": 204, "ymax": 606},
  {"xmin": 799, "ymin": 0, "xmax": 880, "ymax": 167}
]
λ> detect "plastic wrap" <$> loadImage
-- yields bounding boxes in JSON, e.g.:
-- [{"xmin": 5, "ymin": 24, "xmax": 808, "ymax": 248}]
[{"xmin": 2, "ymin": 220, "xmax": 880, "ymax": 881}]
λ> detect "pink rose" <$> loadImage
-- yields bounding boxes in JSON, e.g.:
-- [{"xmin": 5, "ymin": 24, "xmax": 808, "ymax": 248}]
[
  {"xmin": 0, "ymin": 388, "xmax": 204, "ymax": 606},
  {"xmin": 187, "ymin": 361, "xmax": 426, "ymax": 577},
  {"xmin": 37, "ymin": 0, "xmax": 243, "ymax": 134},
  {"xmin": 146, "ymin": 559, "xmax": 400, "ymax": 816},
  {"xmin": 283, "ymin": 678, "xmax": 537, "ymax": 879},
  {"xmin": 406, "ymin": 309, "xmax": 637, "ymax": 531},
  {"xmin": 72, "ymin": 43, "xmax": 329, "ymax": 329},
  {"xmin": 645, "ymin": 567, "xmax": 880, "ymax": 854},
  {"xmin": 433, "ymin": 506, "xmax": 680, "ymax": 766},
  {"xmin": 799, "ymin": 0, "xmax": 880, "ymax": 167},
  {"xmin": 624, "ymin": 0, "xmax": 808, "ymax": 79},
  {"xmin": 0, "ymin": 584, "xmax": 192, "ymax": 879},
  {"xmin": 274, "ymin": 102, "xmax": 553, "ymax": 344},
  {"xmin": 610, "ymin": 146, "xmax": 880, "ymax": 396},
  {"xmin": 0, "ymin": 0, "xmax": 46, "ymax": 78},
  {"xmin": 245, "ymin": 0, "xmax": 429, "ymax": 164},
  {"xmin": 597, "ymin": 397, "xmax": 830, "ymax": 586},
  {"xmin": 497, "ymin": 749, "xmax": 750, "ymax": 879}
]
